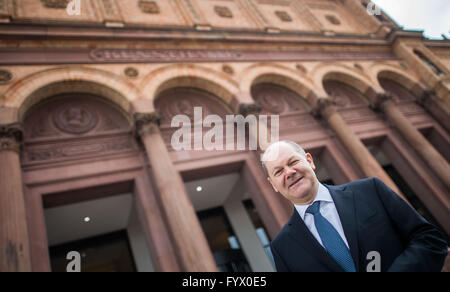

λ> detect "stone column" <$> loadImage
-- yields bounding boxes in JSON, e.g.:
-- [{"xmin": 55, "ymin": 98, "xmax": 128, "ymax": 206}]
[
  {"xmin": 315, "ymin": 99, "xmax": 408, "ymax": 201},
  {"xmin": 238, "ymin": 102, "xmax": 292, "ymax": 226},
  {"xmin": 133, "ymin": 112, "xmax": 217, "ymax": 272},
  {"xmin": 0, "ymin": 123, "xmax": 32, "ymax": 272},
  {"xmin": 374, "ymin": 93, "xmax": 450, "ymax": 189}
]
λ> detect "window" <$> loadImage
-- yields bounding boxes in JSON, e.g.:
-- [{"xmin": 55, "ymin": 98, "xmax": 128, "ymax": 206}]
[
  {"xmin": 325, "ymin": 15, "xmax": 341, "ymax": 25},
  {"xmin": 413, "ymin": 50, "xmax": 445, "ymax": 76}
]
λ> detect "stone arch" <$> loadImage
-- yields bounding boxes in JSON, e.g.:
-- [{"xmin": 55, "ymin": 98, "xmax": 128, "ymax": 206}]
[
  {"xmin": 380, "ymin": 72, "xmax": 423, "ymax": 104},
  {"xmin": 20, "ymin": 93, "xmax": 140, "ymax": 168},
  {"xmin": 240, "ymin": 63, "xmax": 322, "ymax": 106},
  {"xmin": 139, "ymin": 64, "xmax": 240, "ymax": 112},
  {"xmin": 251, "ymin": 83, "xmax": 311, "ymax": 115},
  {"xmin": 1, "ymin": 67, "xmax": 141, "ymax": 121},
  {"xmin": 370, "ymin": 63, "xmax": 420, "ymax": 88},
  {"xmin": 313, "ymin": 63, "xmax": 378, "ymax": 96},
  {"xmin": 314, "ymin": 63, "xmax": 380, "ymax": 106},
  {"xmin": 154, "ymin": 87, "xmax": 233, "ymax": 126},
  {"xmin": 370, "ymin": 64, "xmax": 424, "ymax": 98}
]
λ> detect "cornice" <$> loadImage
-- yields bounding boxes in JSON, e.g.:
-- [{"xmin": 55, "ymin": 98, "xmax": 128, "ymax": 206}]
[
  {"xmin": 0, "ymin": 22, "xmax": 391, "ymax": 46},
  {"xmin": 0, "ymin": 47, "xmax": 398, "ymax": 66}
]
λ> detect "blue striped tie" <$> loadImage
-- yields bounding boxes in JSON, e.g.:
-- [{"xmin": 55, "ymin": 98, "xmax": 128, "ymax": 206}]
[{"xmin": 306, "ymin": 201, "xmax": 356, "ymax": 272}]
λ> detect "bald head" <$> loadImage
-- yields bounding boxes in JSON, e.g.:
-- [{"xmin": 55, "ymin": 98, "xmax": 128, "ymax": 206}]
[{"xmin": 261, "ymin": 141, "xmax": 307, "ymax": 177}]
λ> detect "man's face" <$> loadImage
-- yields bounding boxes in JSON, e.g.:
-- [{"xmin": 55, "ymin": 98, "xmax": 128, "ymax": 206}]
[{"xmin": 264, "ymin": 143, "xmax": 319, "ymax": 205}]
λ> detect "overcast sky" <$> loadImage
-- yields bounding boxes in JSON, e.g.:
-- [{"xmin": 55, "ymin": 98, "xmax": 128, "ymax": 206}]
[{"xmin": 371, "ymin": 0, "xmax": 450, "ymax": 39}]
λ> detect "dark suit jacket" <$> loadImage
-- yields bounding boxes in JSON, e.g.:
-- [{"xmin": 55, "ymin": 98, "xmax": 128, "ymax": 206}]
[{"xmin": 270, "ymin": 177, "xmax": 448, "ymax": 272}]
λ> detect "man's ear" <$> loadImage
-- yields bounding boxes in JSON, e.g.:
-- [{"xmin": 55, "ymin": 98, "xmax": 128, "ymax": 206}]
[
  {"xmin": 306, "ymin": 153, "xmax": 316, "ymax": 170},
  {"xmin": 267, "ymin": 177, "xmax": 279, "ymax": 193}
]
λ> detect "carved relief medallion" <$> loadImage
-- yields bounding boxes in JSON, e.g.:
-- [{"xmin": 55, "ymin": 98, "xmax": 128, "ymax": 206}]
[
  {"xmin": 125, "ymin": 67, "xmax": 139, "ymax": 78},
  {"xmin": 155, "ymin": 88, "xmax": 230, "ymax": 125},
  {"xmin": 53, "ymin": 104, "xmax": 99, "ymax": 134},
  {"xmin": 222, "ymin": 65, "xmax": 234, "ymax": 75},
  {"xmin": 214, "ymin": 6, "xmax": 233, "ymax": 18},
  {"xmin": 252, "ymin": 83, "xmax": 309, "ymax": 115},
  {"xmin": 0, "ymin": 69, "xmax": 13, "ymax": 85}
]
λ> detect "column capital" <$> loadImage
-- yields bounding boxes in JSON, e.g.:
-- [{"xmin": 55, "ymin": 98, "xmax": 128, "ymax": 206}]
[
  {"xmin": 238, "ymin": 102, "xmax": 262, "ymax": 117},
  {"xmin": 417, "ymin": 89, "xmax": 436, "ymax": 106},
  {"xmin": 0, "ymin": 123, "xmax": 23, "ymax": 153},
  {"xmin": 313, "ymin": 98, "xmax": 337, "ymax": 119},
  {"xmin": 133, "ymin": 112, "xmax": 161, "ymax": 136},
  {"xmin": 370, "ymin": 92, "xmax": 395, "ymax": 110}
]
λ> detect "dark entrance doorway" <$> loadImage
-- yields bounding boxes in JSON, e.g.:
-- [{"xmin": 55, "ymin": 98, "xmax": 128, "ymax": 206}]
[
  {"xmin": 49, "ymin": 230, "xmax": 136, "ymax": 272},
  {"xmin": 197, "ymin": 206, "xmax": 251, "ymax": 272}
]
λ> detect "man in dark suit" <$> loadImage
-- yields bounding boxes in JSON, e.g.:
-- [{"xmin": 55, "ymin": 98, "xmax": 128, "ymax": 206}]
[{"xmin": 262, "ymin": 141, "xmax": 448, "ymax": 272}]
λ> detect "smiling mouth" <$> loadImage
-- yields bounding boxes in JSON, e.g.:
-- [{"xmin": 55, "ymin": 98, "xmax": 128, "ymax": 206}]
[{"xmin": 288, "ymin": 177, "xmax": 304, "ymax": 189}]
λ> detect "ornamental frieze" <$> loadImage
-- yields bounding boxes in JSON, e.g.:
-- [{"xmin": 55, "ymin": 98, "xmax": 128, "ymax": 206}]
[
  {"xmin": 0, "ymin": 48, "xmax": 397, "ymax": 65},
  {"xmin": 89, "ymin": 49, "xmax": 245, "ymax": 62},
  {"xmin": 24, "ymin": 137, "xmax": 135, "ymax": 164}
]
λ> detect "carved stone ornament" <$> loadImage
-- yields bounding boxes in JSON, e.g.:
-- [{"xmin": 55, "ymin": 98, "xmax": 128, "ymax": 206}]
[
  {"xmin": 371, "ymin": 92, "xmax": 394, "ymax": 110},
  {"xmin": 26, "ymin": 138, "xmax": 134, "ymax": 163},
  {"xmin": 252, "ymin": 83, "xmax": 309, "ymax": 115},
  {"xmin": 222, "ymin": 65, "xmax": 234, "ymax": 75},
  {"xmin": 296, "ymin": 64, "xmax": 307, "ymax": 73},
  {"xmin": 0, "ymin": 69, "xmax": 13, "ymax": 85},
  {"xmin": 125, "ymin": 67, "xmax": 139, "ymax": 78},
  {"xmin": 333, "ymin": 94, "xmax": 349, "ymax": 108},
  {"xmin": 238, "ymin": 103, "xmax": 262, "ymax": 117},
  {"xmin": 139, "ymin": 0, "xmax": 160, "ymax": 14},
  {"xmin": 214, "ymin": 6, "xmax": 233, "ymax": 18},
  {"xmin": 0, "ymin": 123, "xmax": 23, "ymax": 153},
  {"xmin": 417, "ymin": 90, "xmax": 435, "ymax": 106},
  {"xmin": 275, "ymin": 11, "xmax": 292, "ymax": 22},
  {"xmin": 313, "ymin": 98, "xmax": 336, "ymax": 119},
  {"xmin": 53, "ymin": 104, "xmax": 99, "ymax": 135},
  {"xmin": 258, "ymin": 93, "xmax": 286, "ymax": 114},
  {"xmin": 155, "ymin": 88, "xmax": 230, "ymax": 125},
  {"xmin": 354, "ymin": 63, "xmax": 363, "ymax": 72},
  {"xmin": 133, "ymin": 112, "xmax": 161, "ymax": 136},
  {"xmin": 41, "ymin": 0, "xmax": 70, "ymax": 9}
]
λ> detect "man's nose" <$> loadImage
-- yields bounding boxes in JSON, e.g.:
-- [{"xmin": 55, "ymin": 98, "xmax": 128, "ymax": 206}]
[{"xmin": 286, "ymin": 167, "xmax": 296, "ymax": 179}]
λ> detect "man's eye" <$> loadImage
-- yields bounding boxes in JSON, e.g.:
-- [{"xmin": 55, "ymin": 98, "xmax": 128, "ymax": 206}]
[
  {"xmin": 274, "ymin": 170, "xmax": 282, "ymax": 176},
  {"xmin": 289, "ymin": 160, "xmax": 298, "ymax": 166}
]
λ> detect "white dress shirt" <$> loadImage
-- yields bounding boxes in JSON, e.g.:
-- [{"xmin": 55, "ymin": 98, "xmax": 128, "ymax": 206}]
[{"xmin": 294, "ymin": 183, "xmax": 350, "ymax": 249}]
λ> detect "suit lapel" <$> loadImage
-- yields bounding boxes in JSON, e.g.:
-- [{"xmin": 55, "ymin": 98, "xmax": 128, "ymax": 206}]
[
  {"xmin": 287, "ymin": 211, "xmax": 345, "ymax": 272},
  {"xmin": 326, "ymin": 184, "xmax": 360, "ymax": 272}
]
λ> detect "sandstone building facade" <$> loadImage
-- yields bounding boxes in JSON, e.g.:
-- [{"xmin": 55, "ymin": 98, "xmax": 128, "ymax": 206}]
[{"xmin": 0, "ymin": 0, "xmax": 449, "ymax": 272}]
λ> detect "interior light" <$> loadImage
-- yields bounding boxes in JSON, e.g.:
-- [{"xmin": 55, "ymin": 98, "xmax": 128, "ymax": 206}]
[
  {"xmin": 196, "ymin": 186, "xmax": 203, "ymax": 192},
  {"xmin": 83, "ymin": 217, "xmax": 91, "ymax": 223}
]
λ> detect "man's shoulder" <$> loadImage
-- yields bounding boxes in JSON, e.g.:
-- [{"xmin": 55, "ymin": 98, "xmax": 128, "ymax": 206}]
[{"xmin": 326, "ymin": 177, "xmax": 379, "ymax": 193}]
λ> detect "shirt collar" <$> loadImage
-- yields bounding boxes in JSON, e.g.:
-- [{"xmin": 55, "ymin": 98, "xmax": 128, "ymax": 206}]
[{"xmin": 294, "ymin": 183, "xmax": 333, "ymax": 221}]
